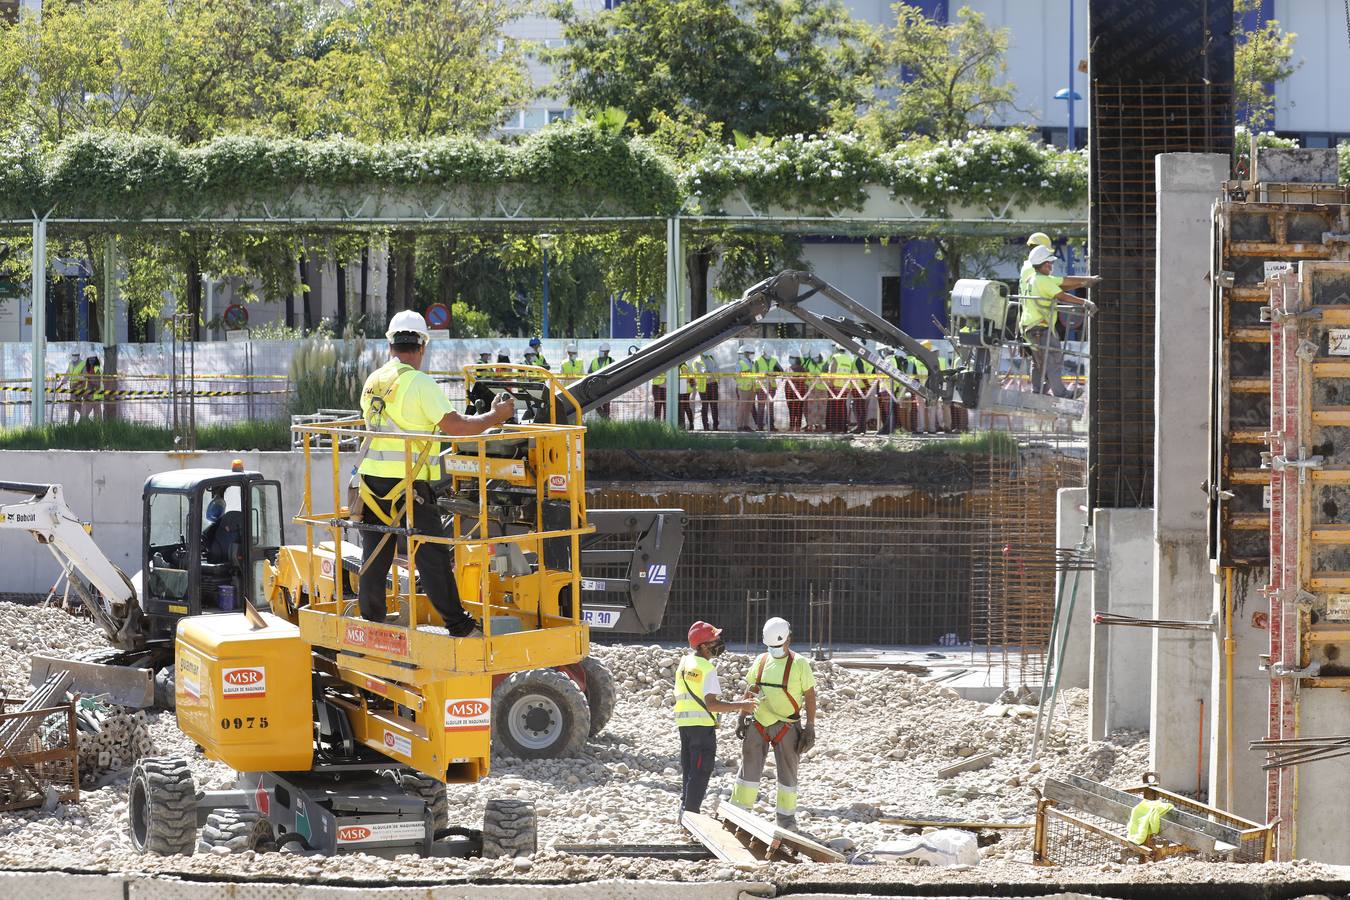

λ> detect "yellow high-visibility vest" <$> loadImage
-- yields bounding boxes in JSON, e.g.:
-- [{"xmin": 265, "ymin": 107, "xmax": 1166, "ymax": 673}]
[
  {"xmin": 561, "ymin": 358, "xmax": 584, "ymax": 377},
  {"xmin": 358, "ymin": 361, "xmax": 441, "ymax": 480},
  {"xmin": 693, "ymin": 358, "xmax": 709, "ymax": 394},
  {"xmin": 736, "ymin": 357, "xmax": 755, "ymax": 390},
  {"xmin": 674, "ymin": 654, "xmax": 717, "ymax": 728}
]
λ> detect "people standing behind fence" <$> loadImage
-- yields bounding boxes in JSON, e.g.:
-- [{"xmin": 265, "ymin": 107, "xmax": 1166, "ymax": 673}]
[
  {"xmin": 84, "ymin": 356, "xmax": 106, "ymax": 422},
  {"xmin": 853, "ymin": 346, "xmax": 875, "ymax": 434},
  {"xmin": 735, "ymin": 345, "xmax": 756, "ymax": 432},
  {"xmin": 695, "ymin": 352, "xmax": 719, "ymax": 431},
  {"xmin": 785, "ymin": 351, "xmax": 809, "ymax": 432},
  {"xmin": 825, "ymin": 346, "xmax": 854, "ymax": 433},
  {"xmin": 61, "ymin": 352, "xmax": 84, "ymax": 424},
  {"xmin": 588, "ymin": 344, "xmax": 614, "ymax": 418},
  {"xmin": 876, "ymin": 345, "xmax": 901, "ymax": 435},
  {"xmin": 678, "ymin": 362, "xmax": 695, "ymax": 430},
  {"xmin": 804, "ymin": 351, "xmax": 827, "ymax": 432},
  {"xmin": 561, "ymin": 345, "xmax": 584, "ymax": 383},
  {"xmin": 525, "ymin": 337, "xmax": 549, "ymax": 371},
  {"xmin": 651, "ymin": 367, "xmax": 666, "ymax": 422},
  {"xmin": 753, "ymin": 346, "xmax": 781, "ymax": 432}
]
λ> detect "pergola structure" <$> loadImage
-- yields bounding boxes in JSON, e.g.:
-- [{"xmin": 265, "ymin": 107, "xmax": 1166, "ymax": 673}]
[{"xmin": 2, "ymin": 185, "xmax": 1085, "ymax": 428}]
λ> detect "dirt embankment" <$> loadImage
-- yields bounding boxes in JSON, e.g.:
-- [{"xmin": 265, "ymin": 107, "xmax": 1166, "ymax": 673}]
[{"xmin": 587, "ymin": 447, "xmax": 979, "ymax": 487}]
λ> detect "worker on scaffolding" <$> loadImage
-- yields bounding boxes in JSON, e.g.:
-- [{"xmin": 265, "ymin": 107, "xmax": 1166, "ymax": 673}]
[
  {"xmin": 356, "ymin": 310, "xmax": 513, "ymax": 636},
  {"xmin": 1021, "ymin": 245, "xmax": 1098, "ymax": 398}
]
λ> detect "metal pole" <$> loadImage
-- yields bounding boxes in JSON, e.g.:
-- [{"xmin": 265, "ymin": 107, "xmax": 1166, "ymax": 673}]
[
  {"xmin": 1066, "ymin": 0, "xmax": 1076, "ymax": 152},
  {"xmin": 102, "ymin": 237, "xmax": 118, "ymax": 348},
  {"xmin": 30, "ymin": 215, "xmax": 47, "ymax": 428},
  {"xmin": 541, "ymin": 247, "xmax": 550, "ymax": 340},
  {"xmin": 664, "ymin": 216, "xmax": 683, "ymax": 429}
]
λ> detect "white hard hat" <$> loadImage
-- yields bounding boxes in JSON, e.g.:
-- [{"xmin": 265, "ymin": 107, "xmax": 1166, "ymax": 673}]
[
  {"xmin": 599, "ymin": 343, "xmax": 610, "ymax": 353},
  {"xmin": 1028, "ymin": 245, "xmax": 1057, "ymax": 267},
  {"xmin": 566, "ymin": 344, "xmax": 578, "ymax": 353},
  {"xmin": 763, "ymin": 617, "xmax": 791, "ymax": 649},
  {"xmin": 740, "ymin": 344, "xmax": 753, "ymax": 355},
  {"xmin": 386, "ymin": 310, "xmax": 430, "ymax": 343},
  {"xmin": 496, "ymin": 347, "xmax": 509, "ymax": 357},
  {"xmin": 880, "ymin": 345, "xmax": 893, "ymax": 355}
]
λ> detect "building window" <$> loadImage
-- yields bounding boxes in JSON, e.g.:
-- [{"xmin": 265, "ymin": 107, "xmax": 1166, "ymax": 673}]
[
  {"xmin": 500, "ymin": 111, "xmax": 525, "ymax": 131},
  {"xmin": 881, "ymin": 276, "xmax": 901, "ymax": 326},
  {"xmin": 523, "ymin": 109, "xmax": 547, "ymax": 130},
  {"xmin": 547, "ymin": 109, "xmax": 571, "ymax": 124}
]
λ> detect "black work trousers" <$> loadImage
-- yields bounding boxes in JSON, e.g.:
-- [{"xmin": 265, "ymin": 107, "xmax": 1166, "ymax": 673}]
[
  {"xmin": 678, "ymin": 725, "xmax": 718, "ymax": 814},
  {"xmin": 358, "ymin": 476, "xmax": 475, "ymax": 635}
]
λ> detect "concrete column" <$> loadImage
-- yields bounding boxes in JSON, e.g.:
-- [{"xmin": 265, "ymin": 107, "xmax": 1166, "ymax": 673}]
[
  {"xmin": 1151, "ymin": 153, "xmax": 1228, "ymax": 797},
  {"xmin": 1209, "ymin": 573, "xmax": 1269, "ymax": 821},
  {"xmin": 1090, "ymin": 507, "xmax": 1154, "ymax": 736},
  {"xmin": 1054, "ymin": 487, "xmax": 1092, "ymax": 690}
]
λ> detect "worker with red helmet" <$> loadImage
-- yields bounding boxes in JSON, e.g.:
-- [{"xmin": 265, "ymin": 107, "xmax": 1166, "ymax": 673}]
[{"xmin": 674, "ymin": 621, "xmax": 756, "ymax": 821}]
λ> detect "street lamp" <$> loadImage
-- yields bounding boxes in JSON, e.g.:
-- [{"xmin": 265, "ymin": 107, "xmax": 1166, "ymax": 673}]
[{"xmin": 536, "ymin": 233, "xmax": 555, "ymax": 340}]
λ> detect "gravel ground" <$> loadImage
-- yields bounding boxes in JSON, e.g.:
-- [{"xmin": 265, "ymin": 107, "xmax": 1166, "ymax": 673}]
[{"xmin": 0, "ymin": 602, "xmax": 1338, "ymax": 889}]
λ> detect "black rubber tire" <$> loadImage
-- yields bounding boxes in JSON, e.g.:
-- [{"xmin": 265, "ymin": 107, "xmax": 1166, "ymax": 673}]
[
  {"xmin": 492, "ymin": 668, "xmax": 591, "ymax": 759},
  {"xmin": 481, "ymin": 798, "xmax": 537, "ymax": 858},
  {"xmin": 154, "ymin": 667, "xmax": 176, "ymax": 711},
  {"xmin": 396, "ymin": 771, "xmax": 449, "ymax": 832},
  {"xmin": 128, "ymin": 757, "xmax": 197, "ymax": 856},
  {"xmin": 579, "ymin": 656, "xmax": 616, "ymax": 738},
  {"xmin": 198, "ymin": 808, "xmax": 273, "ymax": 854}
]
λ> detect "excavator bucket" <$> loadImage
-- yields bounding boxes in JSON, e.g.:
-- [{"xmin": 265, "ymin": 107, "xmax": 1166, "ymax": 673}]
[{"xmin": 30, "ymin": 653, "xmax": 156, "ymax": 708}]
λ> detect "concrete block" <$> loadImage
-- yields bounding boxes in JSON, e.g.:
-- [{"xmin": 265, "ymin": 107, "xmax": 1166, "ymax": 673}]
[
  {"xmin": 0, "ymin": 872, "xmax": 125, "ymax": 900},
  {"xmin": 1089, "ymin": 507, "xmax": 1154, "ymax": 736},
  {"xmin": 1254, "ymin": 147, "xmax": 1340, "ymax": 184},
  {"xmin": 1054, "ymin": 487, "xmax": 1091, "ymax": 690}
]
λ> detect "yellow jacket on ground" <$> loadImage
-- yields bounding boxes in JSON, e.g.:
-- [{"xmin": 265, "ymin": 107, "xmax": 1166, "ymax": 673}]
[{"xmin": 358, "ymin": 359, "xmax": 453, "ymax": 481}]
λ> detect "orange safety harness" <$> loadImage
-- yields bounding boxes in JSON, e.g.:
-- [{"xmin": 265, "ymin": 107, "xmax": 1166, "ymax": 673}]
[{"xmin": 750, "ymin": 652, "xmax": 799, "ymax": 746}]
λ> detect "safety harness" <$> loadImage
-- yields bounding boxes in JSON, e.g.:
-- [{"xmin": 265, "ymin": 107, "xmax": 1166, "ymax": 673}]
[{"xmin": 750, "ymin": 652, "xmax": 799, "ymax": 746}]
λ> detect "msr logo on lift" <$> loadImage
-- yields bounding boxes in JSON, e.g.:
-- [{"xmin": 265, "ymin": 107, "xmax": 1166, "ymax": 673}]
[
  {"xmin": 222, "ymin": 667, "xmax": 266, "ymax": 698},
  {"xmin": 337, "ymin": 826, "xmax": 372, "ymax": 842},
  {"xmin": 445, "ymin": 698, "xmax": 491, "ymax": 731}
]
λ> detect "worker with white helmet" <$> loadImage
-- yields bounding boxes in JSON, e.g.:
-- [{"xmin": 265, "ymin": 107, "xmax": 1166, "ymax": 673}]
[
  {"xmin": 695, "ymin": 351, "xmax": 719, "ymax": 431},
  {"xmin": 355, "ymin": 310, "xmax": 513, "ymax": 636},
  {"xmin": 1022, "ymin": 244, "xmax": 1098, "ymax": 398},
  {"xmin": 735, "ymin": 344, "xmax": 756, "ymax": 431},
  {"xmin": 804, "ymin": 347, "xmax": 827, "ymax": 432},
  {"xmin": 588, "ymin": 343, "xmax": 615, "ymax": 418},
  {"xmin": 561, "ymin": 344, "xmax": 584, "ymax": 383},
  {"xmin": 730, "ymin": 616, "xmax": 817, "ymax": 830},
  {"xmin": 752, "ymin": 345, "xmax": 782, "ymax": 431}
]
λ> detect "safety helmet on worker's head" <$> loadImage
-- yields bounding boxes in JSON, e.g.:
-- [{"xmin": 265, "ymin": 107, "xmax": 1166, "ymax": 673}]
[
  {"xmin": 566, "ymin": 344, "xmax": 578, "ymax": 355},
  {"xmin": 599, "ymin": 343, "xmax": 611, "ymax": 353},
  {"xmin": 762, "ymin": 616, "xmax": 791, "ymax": 649},
  {"xmin": 739, "ymin": 344, "xmax": 753, "ymax": 355},
  {"xmin": 529, "ymin": 337, "xmax": 542, "ymax": 348},
  {"xmin": 478, "ymin": 349, "xmax": 492, "ymax": 359},
  {"xmin": 879, "ymin": 345, "xmax": 893, "ymax": 356},
  {"xmin": 1028, "ymin": 245, "xmax": 1057, "ymax": 268},
  {"xmin": 788, "ymin": 351, "xmax": 800, "ymax": 360},
  {"xmin": 1027, "ymin": 232, "xmax": 1053, "ymax": 250},
  {"xmin": 496, "ymin": 347, "xmax": 510, "ymax": 362},
  {"xmin": 386, "ymin": 310, "xmax": 430, "ymax": 346},
  {"xmin": 688, "ymin": 620, "xmax": 723, "ymax": 649},
  {"xmin": 921, "ymin": 340, "xmax": 934, "ymax": 350}
]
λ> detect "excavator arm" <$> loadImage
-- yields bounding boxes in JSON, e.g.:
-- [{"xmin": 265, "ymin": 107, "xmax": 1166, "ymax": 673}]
[
  {"xmin": 0, "ymin": 481, "xmax": 144, "ymax": 649},
  {"xmin": 473, "ymin": 271, "xmax": 953, "ymax": 425}
]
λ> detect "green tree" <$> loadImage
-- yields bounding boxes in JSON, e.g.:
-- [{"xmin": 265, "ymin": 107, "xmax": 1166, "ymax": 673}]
[
  {"xmin": 1234, "ymin": 0, "xmax": 1299, "ymax": 133},
  {"xmin": 312, "ymin": 0, "xmax": 532, "ymax": 140},
  {"xmin": 553, "ymin": 0, "xmax": 878, "ymax": 143},
  {"xmin": 859, "ymin": 3, "xmax": 1014, "ymax": 144}
]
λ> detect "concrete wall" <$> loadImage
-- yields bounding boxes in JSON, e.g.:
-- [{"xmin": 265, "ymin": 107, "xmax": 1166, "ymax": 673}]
[
  {"xmin": 1150, "ymin": 154, "xmax": 1227, "ymax": 796},
  {"xmin": 0, "ymin": 450, "xmax": 353, "ymax": 594},
  {"xmin": 1055, "ymin": 487, "xmax": 1091, "ymax": 690},
  {"xmin": 1090, "ymin": 507, "xmax": 1154, "ymax": 738}
]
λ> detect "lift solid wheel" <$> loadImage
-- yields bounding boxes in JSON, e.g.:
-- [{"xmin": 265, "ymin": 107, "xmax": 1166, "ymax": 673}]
[
  {"xmin": 481, "ymin": 798, "xmax": 537, "ymax": 858},
  {"xmin": 579, "ymin": 656, "xmax": 616, "ymax": 737},
  {"xmin": 395, "ymin": 771, "xmax": 449, "ymax": 831},
  {"xmin": 128, "ymin": 757, "xmax": 198, "ymax": 856},
  {"xmin": 198, "ymin": 808, "xmax": 274, "ymax": 854},
  {"xmin": 493, "ymin": 668, "xmax": 591, "ymax": 759}
]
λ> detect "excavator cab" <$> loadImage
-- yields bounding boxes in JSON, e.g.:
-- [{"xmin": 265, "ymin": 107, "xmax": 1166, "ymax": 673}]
[{"xmin": 141, "ymin": 468, "xmax": 284, "ymax": 641}]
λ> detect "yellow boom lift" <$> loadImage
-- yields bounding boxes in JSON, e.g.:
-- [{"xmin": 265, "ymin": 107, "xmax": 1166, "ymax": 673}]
[{"xmin": 128, "ymin": 371, "xmax": 591, "ymax": 858}]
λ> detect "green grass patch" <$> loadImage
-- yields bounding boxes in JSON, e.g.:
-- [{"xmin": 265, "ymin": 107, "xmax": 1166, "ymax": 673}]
[
  {"xmin": 0, "ymin": 418, "xmax": 291, "ymax": 451},
  {"xmin": 582, "ymin": 418, "xmax": 1007, "ymax": 455}
]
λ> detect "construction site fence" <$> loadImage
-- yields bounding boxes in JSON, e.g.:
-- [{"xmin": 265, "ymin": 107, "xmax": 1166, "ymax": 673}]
[{"xmin": 0, "ymin": 369, "xmax": 1086, "ymax": 436}]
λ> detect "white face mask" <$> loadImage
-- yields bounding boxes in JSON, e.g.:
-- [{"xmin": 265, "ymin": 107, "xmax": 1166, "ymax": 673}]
[{"xmin": 768, "ymin": 645, "xmax": 787, "ymax": 658}]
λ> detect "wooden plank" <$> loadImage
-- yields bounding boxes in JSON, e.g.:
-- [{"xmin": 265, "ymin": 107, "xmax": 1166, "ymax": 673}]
[
  {"xmin": 1229, "ymin": 428, "xmax": 1268, "ymax": 444},
  {"xmin": 1313, "ymin": 408, "xmax": 1350, "ymax": 426},
  {"xmin": 717, "ymin": 803, "xmax": 844, "ymax": 863},
  {"xmin": 1311, "ymin": 524, "xmax": 1350, "ymax": 544},
  {"xmin": 1230, "ymin": 377, "xmax": 1269, "ymax": 394},
  {"xmin": 679, "ymin": 812, "xmax": 760, "ymax": 867},
  {"xmin": 1227, "ymin": 469, "xmax": 1269, "ymax": 485},
  {"xmin": 1310, "ymin": 572, "xmax": 1350, "ymax": 591},
  {"xmin": 1229, "ymin": 512, "xmax": 1269, "ymax": 530},
  {"xmin": 938, "ymin": 751, "xmax": 996, "ymax": 778},
  {"xmin": 1313, "ymin": 466, "xmax": 1350, "ymax": 484},
  {"xmin": 1313, "ymin": 359, "xmax": 1350, "ymax": 378},
  {"xmin": 1229, "ymin": 327, "xmax": 1271, "ymax": 343}
]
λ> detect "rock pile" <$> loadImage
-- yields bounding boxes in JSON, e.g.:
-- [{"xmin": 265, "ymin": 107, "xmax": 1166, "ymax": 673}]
[{"xmin": 0, "ymin": 603, "xmax": 1164, "ymax": 884}]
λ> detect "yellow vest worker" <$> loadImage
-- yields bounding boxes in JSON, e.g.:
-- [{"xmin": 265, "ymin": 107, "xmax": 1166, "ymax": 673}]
[
  {"xmin": 354, "ymin": 310, "xmax": 513, "ymax": 634},
  {"xmin": 731, "ymin": 617, "xmax": 818, "ymax": 829},
  {"xmin": 675, "ymin": 621, "xmax": 755, "ymax": 817},
  {"xmin": 561, "ymin": 347, "xmax": 584, "ymax": 379},
  {"xmin": 692, "ymin": 357, "xmax": 709, "ymax": 394}
]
